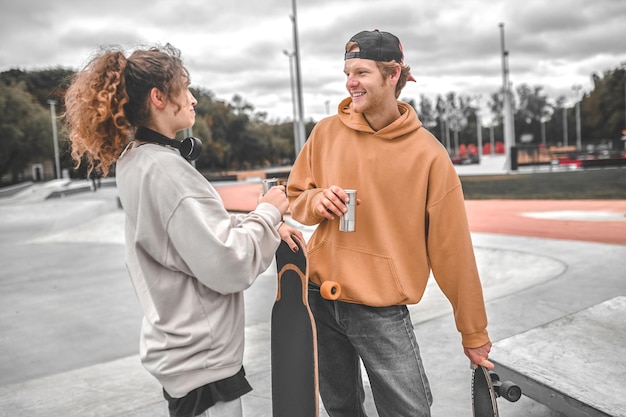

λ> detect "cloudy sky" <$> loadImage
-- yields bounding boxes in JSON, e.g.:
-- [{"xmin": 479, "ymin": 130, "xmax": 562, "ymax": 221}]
[{"xmin": 1, "ymin": 0, "xmax": 625, "ymax": 123}]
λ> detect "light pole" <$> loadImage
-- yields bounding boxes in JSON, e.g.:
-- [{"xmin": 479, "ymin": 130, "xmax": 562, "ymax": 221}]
[
  {"xmin": 283, "ymin": 50, "xmax": 299, "ymax": 158},
  {"xmin": 442, "ymin": 104, "xmax": 451, "ymax": 153},
  {"xmin": 622, "ymin": 67, "xmax": 626, "ymax": 151},
  {"xmin": 572, "ymin": 84, "xmax": 582, "ymax": 149},
  {"xmin": 47, "ymin": 100, "xmax": 61, "ymax": 179},
  {"xmin": 499, "ymin": 23, "xmax": 515, "ymax": 171},
  {"xmin": 290, "ymin": 0, "xmax": 306, "ymax": 156},
  {"xmin": 475, "ymin": 95, "xmax": 483, "ymax": 158},
  {"xmin": 562, "ymin": 107, "xmax": 568, "ymax": 147},
  {"xmin": 439, "ymin": 114, "xmax": 448, "ymax": 152}
]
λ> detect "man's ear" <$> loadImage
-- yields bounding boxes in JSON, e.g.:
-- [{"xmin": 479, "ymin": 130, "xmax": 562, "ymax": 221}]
[
  {"xmin": 390, "ymin": 65, "xmax": 402, "ymax": 84},
  {"xmin": 149, "ymin": 87, "xmax": 167, "ymax": 109}
]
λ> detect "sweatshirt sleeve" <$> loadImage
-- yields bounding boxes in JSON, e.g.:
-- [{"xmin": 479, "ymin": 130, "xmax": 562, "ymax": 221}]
[
  {"xmin": 287, "ymin": 135, "xmax": 327, "ymax": 226},
  {"xmin": 426, "ymin": 162, "xmax": 490, "ymax": 348},
  {"xmin": 167, "ymin": 196, "xmax": 282, "ymax": 294}
]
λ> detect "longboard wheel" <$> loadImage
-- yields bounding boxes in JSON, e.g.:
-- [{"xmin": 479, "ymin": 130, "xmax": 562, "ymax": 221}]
[{"xmin": 320, "ymin": 281, "xmax": 341, "ymax": 300}]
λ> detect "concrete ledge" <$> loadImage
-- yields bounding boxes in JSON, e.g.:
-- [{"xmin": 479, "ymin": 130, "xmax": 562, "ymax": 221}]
[
  {"xmin": 0, "ymin": 182, "xmax": 33, "ymax": 198},
  {"xmin": 46, "ymin": 184, "xmax": 93, "ymax": 199},
  {"xmin": 491, "ymin": 296, "xmax": 626, "ymax": 417}
]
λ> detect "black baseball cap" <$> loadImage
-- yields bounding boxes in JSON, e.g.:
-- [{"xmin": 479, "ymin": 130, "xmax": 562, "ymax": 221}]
[{"xmin": 345, "ymin": 29, "xmax": 415, "ymax": 81}]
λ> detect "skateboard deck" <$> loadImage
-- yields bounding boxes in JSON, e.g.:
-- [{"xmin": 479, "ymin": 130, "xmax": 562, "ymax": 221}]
[
  {"xmin": 472, "ymin": 365, "xmax": 499, "ymax": 417},
  {"xmin": 472, "ymin": 365, "xmax": 522, "ymax": 417},
  {"xmin": 271, "ymin": 239, "xmax": 318, "ymax": 417},
  {"xmin": 271, "ymin": 238, "xmax": 341, "ymax": 417}
]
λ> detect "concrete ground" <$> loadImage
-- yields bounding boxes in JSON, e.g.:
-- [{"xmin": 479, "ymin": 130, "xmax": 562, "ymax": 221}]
[{"xmin": 0, "ymin": 156, "xmax": 625, "ymax": 417}]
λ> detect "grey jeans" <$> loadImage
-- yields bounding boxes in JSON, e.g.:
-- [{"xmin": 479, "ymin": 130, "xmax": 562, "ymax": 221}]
[{"xmin": 309, "ymin": 283, "xmax": 433, "ymax": 417}]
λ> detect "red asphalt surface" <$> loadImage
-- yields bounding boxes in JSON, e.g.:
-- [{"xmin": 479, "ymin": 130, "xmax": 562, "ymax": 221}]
[{"xmin": 216, "ymin": 183, "xmax": 626, "ymax": 246}]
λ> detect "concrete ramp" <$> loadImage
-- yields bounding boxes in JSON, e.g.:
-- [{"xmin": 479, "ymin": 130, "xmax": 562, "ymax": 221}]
[{"xmin": 491, "ymin": 296, "xmax": 626, "ymax": 417}]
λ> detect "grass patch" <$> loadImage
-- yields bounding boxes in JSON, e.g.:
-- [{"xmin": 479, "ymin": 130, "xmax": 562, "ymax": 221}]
[{"xmin": 460, "ymin": 168, "xmax": 626, "ymax": 199}]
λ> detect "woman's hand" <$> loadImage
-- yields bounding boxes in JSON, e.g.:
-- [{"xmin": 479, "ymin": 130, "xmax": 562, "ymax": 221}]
[
  {"xmin": 278, "ymin": 222, "xmax": 306, "ymax": 252},
  {"xmin": 258, "ymin": 186, "xmax": 289, "ymax": 215}
]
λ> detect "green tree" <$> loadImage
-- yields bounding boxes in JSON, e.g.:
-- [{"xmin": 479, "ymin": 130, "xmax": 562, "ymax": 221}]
[
  {"xmin": 514, "ymin": 84, "xmax": 553, "ymax": 145},
  {"xmin": 0, "ymin": 82, "xmax": 53, "ymax": 182},
  {"xmin": 2, "ymin": 62, "xmax": 625, "ymax": 184},
  {"xmin": 584, "ymin": 67, "xmax": 626, "ymax": 141},
  {"xmin": 1, "ymin": 67, "xmax": 74, "ymax": 109},
  {"xmin": 186, "ymin": 87, "xmax": 226, "ymax": 171},
  {"xmin": 411, "ymin": 95, "xmax": 438, "ymax": 131}
]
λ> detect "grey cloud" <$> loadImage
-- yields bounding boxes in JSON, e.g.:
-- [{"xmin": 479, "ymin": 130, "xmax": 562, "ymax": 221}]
[{"xmin": 1, "ymin": 0, "xmax": 625, "ymax": 121}]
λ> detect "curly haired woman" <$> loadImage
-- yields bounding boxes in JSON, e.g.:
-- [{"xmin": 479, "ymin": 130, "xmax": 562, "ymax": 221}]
[{"xmin": 64, "ymin": 44, "xmax": 303, "ymax": 417}]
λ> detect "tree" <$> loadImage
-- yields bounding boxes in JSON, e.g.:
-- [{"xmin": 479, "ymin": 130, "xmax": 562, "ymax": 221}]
[
  {"xmin": 1, "ymin": 67, "xmax": 74, "ymax": 109},
  {"xmin": 442, "ymin": 92, "xmax": 468, "ymax": 154},
  {"xmin": 2, "ymin": 62, "xmax": 625, "ymax": 185},
  {"xmin": 413, "ymin": 95, "xmax": 438, "ymax": 130},
  {"xmin": 584, "ymin": 67, "xmax": 626, "ymax": 141},
  {"xmin": 514, "ymin": 84, "xmax": 553, "ymax": 145},
  {"xmin": 0, "ymin": 82, "xmax": 53, "ymax": 182},
  {"xmin": 190, "ymin": 87, "xmax": 232, "ymax": 171}
]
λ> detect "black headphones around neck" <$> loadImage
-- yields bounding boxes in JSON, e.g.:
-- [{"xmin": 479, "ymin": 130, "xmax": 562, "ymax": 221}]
[{"xmin": 135, "ymin": 126, "xmax": 202, "ymax": 162}]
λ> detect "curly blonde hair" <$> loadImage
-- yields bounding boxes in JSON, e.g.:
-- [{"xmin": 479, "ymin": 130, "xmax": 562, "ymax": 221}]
[{"xmin": 64, "ymin": 44, "xmax": 188, "ymax": 176}]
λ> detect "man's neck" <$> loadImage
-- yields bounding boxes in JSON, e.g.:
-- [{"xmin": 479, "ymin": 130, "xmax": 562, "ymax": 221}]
[{"xmin": 363, "ymin": 103, "xmax": 401, "ymax": 131}]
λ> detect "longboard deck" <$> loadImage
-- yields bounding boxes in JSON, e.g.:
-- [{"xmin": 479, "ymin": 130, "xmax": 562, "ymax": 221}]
[
  {"xmin": 271, "ymin": 239, "xmax": 318, "ymax": 417},
  {"xmin": 472, "ymin": 365, "xmax": 499, "ymax": 417}
]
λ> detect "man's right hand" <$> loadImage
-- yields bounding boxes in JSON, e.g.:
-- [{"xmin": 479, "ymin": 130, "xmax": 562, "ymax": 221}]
[{"xmin": 315, "ymin": 185, "xmax": 349, "ymax": 220}]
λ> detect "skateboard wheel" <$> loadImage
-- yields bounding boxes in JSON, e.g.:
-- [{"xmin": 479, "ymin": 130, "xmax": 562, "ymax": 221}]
[
  {"xmin": 320, "ymin": 281, "xmax": 341, "ymax": 300},
  {"xmin": 499, "ymin": 381, "xmax": 522, "ymax": 402}
]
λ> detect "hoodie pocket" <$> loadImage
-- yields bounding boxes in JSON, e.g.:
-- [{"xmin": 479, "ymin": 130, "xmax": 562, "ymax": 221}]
[{"xmin": 308, "ymin": 240, "xmax": 407, "ymax": 306}]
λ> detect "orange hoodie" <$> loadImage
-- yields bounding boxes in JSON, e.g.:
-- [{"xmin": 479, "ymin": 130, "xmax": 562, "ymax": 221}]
[{"xmin": 287, "ymin": 97, "xmax": 489, "ymax": 348}]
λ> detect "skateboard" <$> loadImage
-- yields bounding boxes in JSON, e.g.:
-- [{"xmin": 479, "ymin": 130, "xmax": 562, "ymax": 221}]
[
  {"xmin": 271, "ymin": 238, "xmax": 340, "ymax": 417},
  {"xmin": 472, "ymin": 365, "xmax": 522, "ymax": 417}
]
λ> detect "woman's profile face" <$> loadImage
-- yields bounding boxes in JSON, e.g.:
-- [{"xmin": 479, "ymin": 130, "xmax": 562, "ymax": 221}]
[{"xmin": 162, "ymin": 78, "xmax": 197, "ymax": 135}]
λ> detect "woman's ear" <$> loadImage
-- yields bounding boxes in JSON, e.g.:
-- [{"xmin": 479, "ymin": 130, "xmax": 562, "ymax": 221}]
[{"xmin": 149, "ymin": 87, "xmax": 167, "ymax": 110}]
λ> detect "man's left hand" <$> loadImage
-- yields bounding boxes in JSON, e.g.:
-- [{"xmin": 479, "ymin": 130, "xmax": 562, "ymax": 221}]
[{"xmin": 464, "ymin": 342, "xmax": 494, "ymax": 370}]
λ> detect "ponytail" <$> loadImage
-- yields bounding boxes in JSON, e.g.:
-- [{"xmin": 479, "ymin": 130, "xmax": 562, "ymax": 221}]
[
  {"xmin": 64, "ymin": 48, "xmax": 131, "ymax": 177},
  {"xmin": 64, "ymin": 43, "xmax": 188, "ymax": 177}
]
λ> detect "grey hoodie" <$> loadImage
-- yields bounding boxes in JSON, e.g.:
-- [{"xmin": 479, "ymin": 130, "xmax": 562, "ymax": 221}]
[{"xmin": 116, "ymin": 142, "xmax": 281, "ymax": 398}]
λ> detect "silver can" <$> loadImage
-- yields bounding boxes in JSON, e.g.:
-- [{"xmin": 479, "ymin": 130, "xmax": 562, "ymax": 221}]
[
  {"xmin": 339, "ymin": 189, "xmax": 357, "ymax": 232},
  {"xmin": 262, "ymin": 178, "xmax": 278, "ymax": 195}
]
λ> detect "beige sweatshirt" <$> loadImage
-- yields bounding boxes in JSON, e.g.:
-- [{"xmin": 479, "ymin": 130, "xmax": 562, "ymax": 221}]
[{"xmin": 117, "ymin": 143, "xmax": 282, "ymax": 397}]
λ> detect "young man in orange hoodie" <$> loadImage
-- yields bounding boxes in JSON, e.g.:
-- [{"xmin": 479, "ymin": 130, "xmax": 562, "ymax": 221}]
[{"xmin": 287, "ymin": 29, "xmax": 493, "ymax": 417}]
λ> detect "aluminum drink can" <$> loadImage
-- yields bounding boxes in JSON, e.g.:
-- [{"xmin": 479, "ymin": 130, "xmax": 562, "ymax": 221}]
[
  {"xmin": 262, "ymin": 178, "xmax": 278, "ymax": 195},
  {"xmin": 339, "ymin": 189, "xmax": 357, "ymax": 232}
]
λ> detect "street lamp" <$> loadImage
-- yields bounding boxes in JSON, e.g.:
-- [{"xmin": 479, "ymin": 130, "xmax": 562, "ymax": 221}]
[
  {"xmin": 572, "ymin": 84, "xmax": 582, "ymax": 149},
  {"xmin": 499, "ymin": 23, "xmax": 515, "ymax": 171},
  {"xmin": 474, "ymin": 95, "xmax": 483, "ymax": 158},
  {"xmin": 47, "ymin": 100, "xmax": 61, "ymax": 179},
  {"xmin": 562, "ymin": 107, "xmax": 568, "ymax": 148},
  {"xmin": 283, "ymin": 50, "xmax": 299, "ymax": 158},
  {"xmin": 290, "ymin": 0, "xmax": 306, "ymax": 156}
]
